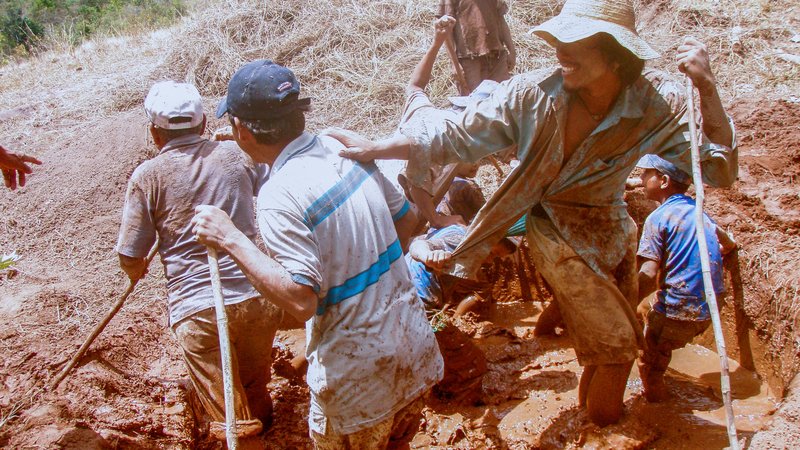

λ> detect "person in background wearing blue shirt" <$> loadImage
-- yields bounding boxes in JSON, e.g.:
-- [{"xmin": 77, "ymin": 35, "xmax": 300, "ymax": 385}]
[{"xmin": 635, "ymin": 154, "xmax": 728, "ymax": 402}]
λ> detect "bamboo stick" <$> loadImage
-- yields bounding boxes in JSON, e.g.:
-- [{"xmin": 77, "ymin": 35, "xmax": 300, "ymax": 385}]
[
  {"xmin": 685, "ymin": 77, "xmax": 740, "ymax": 450},
  {"xmin": 207, "ymin": 247, "xmax": 239, "ymax": 449}
]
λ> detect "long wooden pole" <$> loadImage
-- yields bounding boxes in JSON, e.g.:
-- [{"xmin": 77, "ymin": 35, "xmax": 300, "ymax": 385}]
[
  {"xmin": 51, "ymin": 242, "xmax": 159, "ymax": 389},
  {"xmin": 685, "ymin": 78, "xmax": 740, "ymax": 450},
  {"xmin": 444, "ymin": 35, "xmax": 469, "ymax": 95},
  {"xmin": 207, "ymin": 247, "xmax": 238, "ymax": 450}
]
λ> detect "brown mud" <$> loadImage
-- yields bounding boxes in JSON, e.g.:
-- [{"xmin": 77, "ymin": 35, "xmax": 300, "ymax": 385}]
[
  {"xmin": 0, "ymin": 96, "xmax": 797, "ymax": 449},
  {"xmin": 1, "ymin": 0, "xmax": 799, "ymax": 447}
]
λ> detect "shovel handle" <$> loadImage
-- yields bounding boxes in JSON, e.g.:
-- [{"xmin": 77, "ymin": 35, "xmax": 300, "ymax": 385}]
[
  {"xmin": 51, "ymin": 241, "xmax": 159, "ymax": 389},
  {"xmin": 207, "ymin": 247, "xmax": 239, "ymax": 450}
]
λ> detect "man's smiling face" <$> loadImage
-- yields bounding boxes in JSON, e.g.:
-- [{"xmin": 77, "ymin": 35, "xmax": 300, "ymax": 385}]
[{"xmin": 555, "ymin": 34, "xmax": 617, "ymax": 92}]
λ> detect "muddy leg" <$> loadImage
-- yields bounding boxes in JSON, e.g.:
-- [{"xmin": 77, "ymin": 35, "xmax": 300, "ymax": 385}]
[
  {"xmin": 578, "ymin": 364, "xmax": 597, "ymax": 407},
  {"xmin": 586, "ymin": 362, "xmax": 634, "ymax": 427},
  {"xmin": 534, "ymin": 300, "xmax": 563, "ymax": 337},
  {"xmin": 454, "ymin": 294, "xmax": 481, "ymax": 318},
  {"xmin": 640, "ymin": 341, "xmax": 673, "ymax": 403}
]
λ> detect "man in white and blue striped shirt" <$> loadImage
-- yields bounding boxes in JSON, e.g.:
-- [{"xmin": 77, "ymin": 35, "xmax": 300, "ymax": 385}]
[{"xmin": 192, "ymin": 60, "xmax": 443, "ymax": 448}]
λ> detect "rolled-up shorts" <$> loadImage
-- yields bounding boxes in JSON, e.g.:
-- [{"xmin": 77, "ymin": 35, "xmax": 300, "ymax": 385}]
[{"xmin": 525, "ymin": 215, "xmax": 642, "ymax": 366}]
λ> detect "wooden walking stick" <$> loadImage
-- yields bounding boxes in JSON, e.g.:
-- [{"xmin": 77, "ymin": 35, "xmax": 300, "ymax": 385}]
[
  {"xmin": 685, "ymin": 77, "xmax": 740, "ymax": 450},
  {"xmin": 51, "ymin": 241, "xmax": 159, "ymax": 389},
  {"xmin": 444, "ymin": 36, "xmax": 469, "ymax": 96},
  {"xmin": 207, "ymin": 247, "xmax": 239, "ymax": 450}
]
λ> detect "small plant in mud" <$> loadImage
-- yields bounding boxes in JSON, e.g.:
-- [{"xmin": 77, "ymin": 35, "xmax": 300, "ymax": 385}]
[
  {"xmin": 430, "ymin": 310, "xmax": 449, "ymax": 333},
  {"xmin": 0, "ymin": 251, "xmax": 20, "ymax": 271},
  {"xmin": 0, "ymin": 251, "xmax": 20, "ymax": 278}
]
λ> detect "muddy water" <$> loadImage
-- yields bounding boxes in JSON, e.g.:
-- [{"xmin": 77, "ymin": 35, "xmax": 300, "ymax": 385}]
[{"xmin": 410, "ymin": 300, "xmax": 777, "ymax": 449}]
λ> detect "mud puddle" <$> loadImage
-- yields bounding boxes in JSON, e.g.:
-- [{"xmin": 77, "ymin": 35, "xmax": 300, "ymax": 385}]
[
  {"xmin": 266, "ymin": 301, "xmax": 775, "ymax": 449},
  {"xmin": 410, "ymin": 300, "xmax": 777, "ymax": 449}
]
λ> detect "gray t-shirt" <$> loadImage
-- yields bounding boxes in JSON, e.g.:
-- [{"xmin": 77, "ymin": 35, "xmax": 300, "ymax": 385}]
[{"xmin": 116, "ymin": 134, "xmax": 267, "ymax": 326}]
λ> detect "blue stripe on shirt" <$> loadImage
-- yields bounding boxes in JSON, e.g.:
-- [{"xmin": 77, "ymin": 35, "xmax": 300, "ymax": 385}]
[
  {"xmin": 317, "ymin": 239, "xmax": 403, "ymax": 315},
  {"xmin": 303, "ymin": 162, "xmax": 378, "ymax": 230},
  {"xmin": 392, "ymin": 200, "xmax": 410, "ymax": 221}
]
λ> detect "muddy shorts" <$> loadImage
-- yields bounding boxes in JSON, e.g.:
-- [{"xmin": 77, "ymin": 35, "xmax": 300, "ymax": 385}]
[
  {"xmin": 525, "ymin": 215, "xmax": 642, "ymax": 366},
  {"xmin": 172, "ymin": 296, "xmax": 283, "ymax": 440},
  {"xmin": 311, "ymin": 394, "xmax": 426, "ymax": 450},
  {"xmin": 641, "ymin": 308, "xmax": 711, "ymax": 373},
  {"xmin": 458, "ymin": 50, "xmax": 510, "ymax": 92}
]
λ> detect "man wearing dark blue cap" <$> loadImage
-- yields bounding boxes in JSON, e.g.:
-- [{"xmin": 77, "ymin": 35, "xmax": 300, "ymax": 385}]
[
  {"xmin": 635, "ymin": 154, "xmax": 726, "ymax": 402},
  {"xmin": 192, "ymin": 60, "xmax": 444, "ymax": 449}
]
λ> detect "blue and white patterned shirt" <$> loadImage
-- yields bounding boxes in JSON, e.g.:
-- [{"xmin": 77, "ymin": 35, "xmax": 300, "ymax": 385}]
[
  {"xmin": 637, "ymin": 194, "xmax": 725, "ymax": 321},
  {"xmin": 257, "ymin": 132, "xmax": 443, "ymax": 435}
]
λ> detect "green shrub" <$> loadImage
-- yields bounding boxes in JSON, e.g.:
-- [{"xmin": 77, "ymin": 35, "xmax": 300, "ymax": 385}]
[
  {"xmin": 0, "ymin": 0, "xmax": 187, "ymax": 58},
  {"xmin": 0, "ymin": 6, "xmax": 44, "ymax": 53}
]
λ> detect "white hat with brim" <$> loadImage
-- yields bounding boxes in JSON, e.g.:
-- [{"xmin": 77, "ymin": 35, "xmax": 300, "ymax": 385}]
[{"xmin": 530, "ymin": 0, "xmax": 660, "ymax": 61}]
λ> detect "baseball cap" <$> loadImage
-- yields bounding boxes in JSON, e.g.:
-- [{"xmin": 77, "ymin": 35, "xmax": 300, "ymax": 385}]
[
  {"xmin": 216, "ymin": 60, "xmax": 311, "ymax": 120},
  {"xmin": 144, "ymin": 81, "xmax": 204, "ymax": 130},
  {"xmin": 636, "ymin": 154, "xmax": 692, "ymax": 185}
]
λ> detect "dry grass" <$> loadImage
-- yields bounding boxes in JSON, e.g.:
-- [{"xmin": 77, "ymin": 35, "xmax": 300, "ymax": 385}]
[
  {"xmin": 149, "ymin": 0, "xmax": 556, "ymax": 135},
  {"xmin": 2, "ymin": 0, "xmax": 797, "ymax": 147}
]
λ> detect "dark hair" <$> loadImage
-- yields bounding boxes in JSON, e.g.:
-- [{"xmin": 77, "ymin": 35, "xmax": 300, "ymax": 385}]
[
  {"xmin": 152, "ymin": 123, "xmax": 205, "ymax": 143},
  {"xmin": 233, "ymin": 110, "xmax": 305, "ymax": 146},
  {"xmin": 669, "ymin": 178, "xmax": 691, "ymax": 194},
  {"xmin": 597, "ymin": 33, "xmax": 645, "ymax": 86}
]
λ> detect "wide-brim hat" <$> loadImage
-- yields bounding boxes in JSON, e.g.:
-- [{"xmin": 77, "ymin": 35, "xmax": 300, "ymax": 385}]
[{"xmin": 530, "ymin": 0, "xmax": 660, "ymax": 61}]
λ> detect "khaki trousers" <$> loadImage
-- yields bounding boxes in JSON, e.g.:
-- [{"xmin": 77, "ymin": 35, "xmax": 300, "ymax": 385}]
[
  {"xmin": 459, "ymin": 50, "xmax": 510, "ymax": 92},
  {"xmin": 172, "ymin": 297, "xmax": 283, "ymax": 440},
  {"xmin": 311, "ymin": 394, "xmax": 426, "ymax": 450}
]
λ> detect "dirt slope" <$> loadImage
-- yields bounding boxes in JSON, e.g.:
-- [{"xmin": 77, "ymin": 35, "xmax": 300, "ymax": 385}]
[{"xmin": 0, "ymin": 0, "xmax": 798, "ymax": 448}]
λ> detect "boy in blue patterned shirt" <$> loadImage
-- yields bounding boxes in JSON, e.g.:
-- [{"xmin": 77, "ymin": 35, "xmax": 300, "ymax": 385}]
[{"xmin": 635, "ymin": 155, "xmax": 728, "ymax": 402}]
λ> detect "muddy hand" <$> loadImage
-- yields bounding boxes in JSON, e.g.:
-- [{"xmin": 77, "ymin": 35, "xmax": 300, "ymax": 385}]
[
  {"xmin": 321, "ymin": 127, "xmax": 378, "ymax": 162},
  {"xmin": 424, "ymin": 249, "xmax": 453, "ymax": 272},
  {"xmin": 0, "ymin": 145, "xmax": 42, "ymax": 190},
  {"xmin": 434, "ymin": 15, "xmax": 456, "ymax": 43},
  {"xmin": 191, "ymin": 205, "xmax": 240, "ymax": 250},
  {"xmin": 676, "ymin": 36, "xmax": 716, "ymax": 94},
  {"xmin": 211, "ymin": 126, "xmax": 234, "ymax": 141}
]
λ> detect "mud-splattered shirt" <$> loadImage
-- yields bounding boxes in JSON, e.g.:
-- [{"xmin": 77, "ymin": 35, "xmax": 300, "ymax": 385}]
[
  {"xmin": 257, "ymin": 132, "xmax": 444, "ymax": 435},
  {"xmin": 403, "ymin": 69, "xmax": 738, "ymax": 281},
  {"xmin": 116, "ymin": 134, "xmax": 266, "ymax": 326},
  {"xmin": 637, "ymin": 194, "xmax": 725, "ymax": 321}
]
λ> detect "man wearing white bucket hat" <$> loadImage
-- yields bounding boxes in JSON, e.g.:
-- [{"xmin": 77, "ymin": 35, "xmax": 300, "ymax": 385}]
[{"xmin": 329, "ymin": 0, "xmax": 737, "ymax": 426}]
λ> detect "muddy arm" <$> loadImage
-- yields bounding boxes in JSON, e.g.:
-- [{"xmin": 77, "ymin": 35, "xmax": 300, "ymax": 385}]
[
  {"xmin": 638, "ymin": 258, "xmax": 659, "ymax": 302},
  {"xmin": 119, "ymin": 253, "xmax": 148, "ymax": 281}
]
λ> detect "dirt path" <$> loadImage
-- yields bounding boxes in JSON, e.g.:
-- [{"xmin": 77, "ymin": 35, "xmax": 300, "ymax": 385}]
[{"xmin": 257, "ymin": 298, "xmax": 776, "ymax": 450}]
